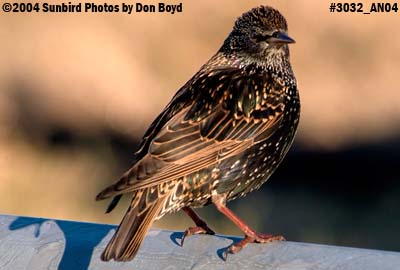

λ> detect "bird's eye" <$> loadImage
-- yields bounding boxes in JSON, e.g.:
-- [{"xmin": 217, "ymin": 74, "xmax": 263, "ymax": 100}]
[
  {"xmin": 271, "ymin": 31, "xmax": 280, "ymax": 38},
  {"xmin": 253, "ymin": 33, "xmax": 270, "ymax": 42}
]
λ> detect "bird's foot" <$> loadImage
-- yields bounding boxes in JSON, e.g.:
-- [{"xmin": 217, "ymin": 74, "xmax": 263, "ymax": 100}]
[
  {"xmin": 253, "ymin": 233, "xmax": 285, "ymax": 243},
  {"xmin": 180, "ymin": 223, "xmax": 215, "ymax": 247},
  {"xmin": 181, "ymin": 206, "xmax": 215, "ymax": 246},
  {"xmin": 222, "ymin": 234, "xmax": 285, "ymax": 261}
]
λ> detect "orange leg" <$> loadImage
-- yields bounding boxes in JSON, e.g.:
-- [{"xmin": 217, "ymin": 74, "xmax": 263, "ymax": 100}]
[
  {"xmin": 212, "ymin": 193, "xmax": 285, "ymax": 260},
  {"xmin": 180, "ymin": 206, "xmax": 215, "ymax": 246}
]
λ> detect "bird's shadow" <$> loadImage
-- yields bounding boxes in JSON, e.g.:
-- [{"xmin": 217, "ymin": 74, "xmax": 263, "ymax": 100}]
[
  {"xmin": 169, "ymin": 230, "xmax": 241, "ymax": 260},
  {"xmin": 215, "ymin": 235, "xmax": 241, "ymax": 260},
  {"xmin": 169, "ymin": 231, "xmax": 184, "ymax": 246},
  {"xmin": 9, "ymin": 216, "xmax": 114, "ymax": 270},
  {"xmin": 9, "ymin": 216, "xmax": 244, "ymax": 267}
]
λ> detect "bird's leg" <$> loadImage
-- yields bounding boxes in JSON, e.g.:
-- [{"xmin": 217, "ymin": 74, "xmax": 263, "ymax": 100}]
[
  {"xmin": 180, "ymin": 206, "xmax": 215, "ymax": 246},
  {"xmin": 212, "ymin": 193, "xmax": 285, "ymax": 260}
]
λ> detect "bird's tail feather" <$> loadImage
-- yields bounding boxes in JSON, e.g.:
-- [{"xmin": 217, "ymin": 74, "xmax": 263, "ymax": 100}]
[{"xmin": 101, "ymin": 190, "xmax": 168, "ymax": 261}]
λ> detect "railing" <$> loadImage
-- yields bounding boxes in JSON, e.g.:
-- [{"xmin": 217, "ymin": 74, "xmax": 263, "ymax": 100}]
[{"xmin": 0, "ymin": 214, "xmax": 398, "ymax": 270}]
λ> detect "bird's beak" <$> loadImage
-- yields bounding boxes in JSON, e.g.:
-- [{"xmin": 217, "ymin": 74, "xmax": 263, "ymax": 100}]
[{"xmin": 269, "ymin": 32, "xmax": 295, "ymax": 45}]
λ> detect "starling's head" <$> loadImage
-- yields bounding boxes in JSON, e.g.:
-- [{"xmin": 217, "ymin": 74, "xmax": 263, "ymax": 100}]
[{"xmin": 220, "ymin": 6, "xmax": 295, "ymax": 68}]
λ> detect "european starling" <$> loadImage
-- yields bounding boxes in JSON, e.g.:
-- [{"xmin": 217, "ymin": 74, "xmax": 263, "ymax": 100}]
[{"xmin": 96, "ymin": 5, "xmax": 299, "ymax": 261}]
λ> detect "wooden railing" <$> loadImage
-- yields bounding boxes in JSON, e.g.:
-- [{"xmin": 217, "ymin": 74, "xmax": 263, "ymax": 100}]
[{"xmin": 0, "ymin": 214, "xmax": 399, "ymax": 270}]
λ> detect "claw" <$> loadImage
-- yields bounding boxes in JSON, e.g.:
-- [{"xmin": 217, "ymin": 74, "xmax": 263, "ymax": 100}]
[
  {"xmin": 181, "ymin": 207, "xmax": 215, "ymax": 247},
  {"xmin": 254, "ymin": 234, "xmax": 285, "ymax": 243},
  {"xmin": 221, "ymin": 234, "xmax": 284, "ymax": 260},
  {"xmin": 222, "ymin": 249, "xmax": 228, "ymax": 261},
  {"xmin": 180, "ymin": 230, "xmax": 189, "ymax": 247},
  {"xmin": 222, "ymin": 242, "xmax": 243, "ymax": 260},
  {"xmin": 180, "ymin": 226, "xmax": 215, "ymax": 247}
]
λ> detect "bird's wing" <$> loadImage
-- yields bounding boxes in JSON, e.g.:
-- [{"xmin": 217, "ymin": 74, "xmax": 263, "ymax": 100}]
[{"xmin": 97, "ymin": 64, "xmax": 287, "ymax": 199}]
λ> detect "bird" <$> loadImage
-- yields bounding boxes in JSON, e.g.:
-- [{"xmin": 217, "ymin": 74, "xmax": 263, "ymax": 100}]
[{"xmin": 96, "ymin": 5, "xmax": 300, "ymax": 261}]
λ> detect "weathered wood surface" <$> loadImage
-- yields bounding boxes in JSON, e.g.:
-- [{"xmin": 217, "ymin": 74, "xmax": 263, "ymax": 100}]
[{"xmin": 0, "ymin": 214, "xmax": 399, "ymax": 270}]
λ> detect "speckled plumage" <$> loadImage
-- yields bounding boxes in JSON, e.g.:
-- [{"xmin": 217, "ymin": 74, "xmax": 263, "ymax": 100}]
[{"xmin": 97, "ymin": 5, "xmax": 300, "ymax": 261}]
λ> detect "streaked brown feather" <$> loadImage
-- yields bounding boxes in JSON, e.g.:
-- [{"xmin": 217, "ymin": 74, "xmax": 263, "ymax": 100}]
[
  {"xmin": 101, "ymin": 187, "xmax": 172, "ymax": 261},
  {"xmin": 96, "ymin": 62, "xmax": 286, "ymax": 200}
]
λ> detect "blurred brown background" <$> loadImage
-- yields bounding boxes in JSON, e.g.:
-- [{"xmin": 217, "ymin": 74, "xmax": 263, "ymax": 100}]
[{"xmin": 1, "ymin": 1, "xmax": 399, "ymax": 251}]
